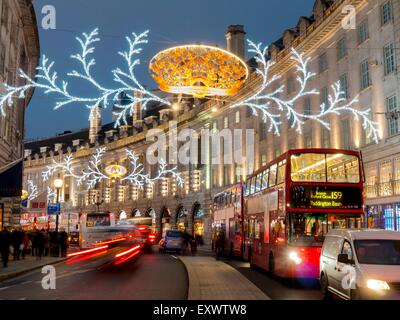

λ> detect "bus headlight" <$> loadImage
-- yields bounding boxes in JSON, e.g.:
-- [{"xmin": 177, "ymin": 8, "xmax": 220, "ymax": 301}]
[
  {"xmin": 288, "ymin": 251, "xmax": 302, "ymax": 265},
  {"xmin": 366, "ymin": 279, "xmax": 390, "ymax": 290}
]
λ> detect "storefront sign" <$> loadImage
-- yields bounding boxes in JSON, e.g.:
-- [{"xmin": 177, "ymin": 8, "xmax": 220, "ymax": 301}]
[{"xmin": 47, "ymin": 203, "xmax": 61, "ymax": 215}]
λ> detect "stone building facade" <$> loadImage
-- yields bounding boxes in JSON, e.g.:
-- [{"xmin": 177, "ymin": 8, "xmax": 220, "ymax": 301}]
[
  {"xmin": 22, "ymin": 0, "xmax": 400, "ymax": 243},
  {"xmin": 0, "ymin": 0, "xmax": 39, "ymax": 229}
]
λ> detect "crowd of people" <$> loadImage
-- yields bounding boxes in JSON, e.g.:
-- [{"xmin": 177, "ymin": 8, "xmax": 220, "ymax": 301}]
[{"xmin": 0, "ymin": 226, "xmax": 69, "ymax": 268}]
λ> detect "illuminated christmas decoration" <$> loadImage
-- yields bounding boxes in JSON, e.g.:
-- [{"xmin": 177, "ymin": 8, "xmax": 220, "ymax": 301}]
[
  {"xmin": 150, "ymin": 45, "xmax": 249, "ymax": 98},
  {"xmin": 0, "ymin": 29, "xmax": 169, "ymax": 127},
  {"xmin": 105, "ymin": 164, "xmax": 128, "ymax": 179},
  {"xmin": 47, "ymin": 187, "xmax": 56, "ymax": 203},
  {"xmin": 230, "ymin": 42, "xmax": 380, "ymax": 143},
  {"xmin": 42, "ymin": 147, "xmax": 183, "ymax": 190},
  {"xmin": 27, "ymin": 180, "xmax": 38, "ymax": 201}
]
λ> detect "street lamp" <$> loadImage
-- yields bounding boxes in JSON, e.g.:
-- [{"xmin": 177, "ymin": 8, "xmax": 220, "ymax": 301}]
[{"xmin": 54, "ymin": 177, "xmax": 63, "ymax": 237}]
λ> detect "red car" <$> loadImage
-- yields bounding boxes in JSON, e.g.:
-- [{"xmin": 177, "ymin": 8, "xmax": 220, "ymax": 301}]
[{"xmin": 137, "ymin": 226, "xmax": 157, "ymax": 252}]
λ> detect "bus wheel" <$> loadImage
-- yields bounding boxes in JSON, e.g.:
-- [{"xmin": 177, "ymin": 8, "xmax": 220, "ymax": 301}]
[
  {"xmin": 320, "ymin": 273, "xmax": 332, "ymax": 300},
  {"xmin": 268, "ymin": 253, "xmax": 276, "ymax": 278}
]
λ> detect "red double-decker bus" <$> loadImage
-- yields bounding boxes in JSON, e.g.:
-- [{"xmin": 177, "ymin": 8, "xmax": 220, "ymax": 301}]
[
  {"xmin": 243, "ymin": 149, "xmax": 365, "ymax": 279},
  {"xmin": 212, "ymin": 184, "xmax": 244, "ymax": 257}
]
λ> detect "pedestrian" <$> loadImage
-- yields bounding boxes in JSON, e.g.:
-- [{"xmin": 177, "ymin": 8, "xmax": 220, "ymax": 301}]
[
  {"xmin": 59, "ymin": 229, "xmax": 68, "ymax": 257},
  {"xmin": 22, "ymin": 231, "xmax": 29, "ymax": 259},
  {"xmin": 215, "ymin": 231, "xmax": 225, "ymax": 260},
  {"xmin": 37, "ymin": 229, "xmax": 45, "ymax": 260},
  {"xmin": 12, "ymin": 228, "xmax": 23, "ymax": 261},
  {"xmin": 182, "ymin": 230, "xmax": 190, "ymax": 256},
  {"xmin": 44, "ymin": 230, "xmax": 50, "ymax": 257},
  {"xmin": 190, "ymin": 236, "xmax": 197, "ymax": 256},
  {"xmin": 0, "ymin": 226, "xmax": 12, "ymax": 268},
  {"xmin": 32, "ymin": 230, "xmax": 38, "ymax": 257}
]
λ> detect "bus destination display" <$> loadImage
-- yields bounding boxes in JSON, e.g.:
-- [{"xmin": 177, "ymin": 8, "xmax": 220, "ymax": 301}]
[{"xmin": 290, "ymin": 186, "xmax": 362, "ymax": 209}]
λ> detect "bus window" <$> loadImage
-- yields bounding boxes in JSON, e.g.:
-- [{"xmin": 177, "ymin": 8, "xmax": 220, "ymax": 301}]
[
  {"xmin": 277, "ymin": 160, "xmax": 286, "ymax": 184},
  {"xmin": 326, "ymin": 154, "xmax": 360, "ymax": 183},
  {"xmin": 262, "ymin": 169, "xmax": 269, "ymax": 189},
  {"xmin": 250, "ymin": 176, "xmax": 256, "ymax": 194},
  {"xmin": 288, "ymin": 212, "xmax": 328, "ymax": 246},
  {"xmin": 269, "ymin": 164, "xmax": 277, "ymax": 187},
  {"xmin": 255, "ymin": 173, "xmax": 262, "ymax": 192},
  {"xmin": 255, "ymin": 220, "xmax": 261, "ymax": 240},
  {"xmin": 291, "ymin": 153, "xmax": 326, "ymax": 182},
  {"xmin": 245, "ymin": 180, "xmax": 250, "ymax": 196}
]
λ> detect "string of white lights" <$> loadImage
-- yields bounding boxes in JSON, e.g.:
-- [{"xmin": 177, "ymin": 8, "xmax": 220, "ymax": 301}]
[
  {"xmin": 230, "ymin": 41, "xmax": 380, "ymax": 143},
  {"xmin": 41, "ymin": 147, "xmax": 183, "ymax": 190},
  {"xmin": 27, "ymin": 180, "xmax": 39, "ymax": 201},
  {"xmin": 0, "ymin": 28, "xmax": 170, "ymax": 127}
]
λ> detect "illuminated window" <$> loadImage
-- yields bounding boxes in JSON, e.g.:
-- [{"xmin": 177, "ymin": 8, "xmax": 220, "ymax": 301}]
[
  {"xmin": 386, "ymin": 95, "xmax": 398, "ymax": 136},
  {"xmin": 380, "ymin": 160, "xmax": 393, "ymax": 196},
  {"xmin": 291, "ymin": 153, "xmax": 326, "ymax": 182},
  {"xmin": 277, "ymin": 160, "xmax": 286, "ymax": 184},
  {"xmin": 235, "ymin": 111, "xmax": 240, "ymax": 124},
  {"xmin": 223, "ymin": 116, "xmax": 229, "ymax": 129},
  {"xmin": 269, "ymin": 164, "xmax": 277, "ymax": 186},
  {"xmin": 262, "ymin": 169, "xmax": 269, "ymax": 189}
]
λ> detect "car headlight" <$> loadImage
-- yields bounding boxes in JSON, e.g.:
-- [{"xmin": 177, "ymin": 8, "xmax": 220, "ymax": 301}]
[
  {"xmin": 288, "ymin": 251, "xmax": 302, "ymax": 265},
  {"xmin": 366, "ymin": 279, "xmax": 390, "ymax": 290}
]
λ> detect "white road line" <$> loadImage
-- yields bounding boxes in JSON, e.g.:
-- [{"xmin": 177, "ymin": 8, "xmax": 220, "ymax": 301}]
[
  {"xmin": 21, "ymin": 281, "xmax": 32, "ymax": 285},
  {"xmin": 0, "ymin": 286, "xmax": 11, "ymax": 291},
  {"xmin": 18, "ymin": 297, "xmax": 26, "ymax": 300},
  {"xmin": 170, "ymin": 255, "xmax": 178, "ymax": 260}
]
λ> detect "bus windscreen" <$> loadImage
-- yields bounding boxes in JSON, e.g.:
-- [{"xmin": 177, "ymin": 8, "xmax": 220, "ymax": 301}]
[{"xmin": 86, "ymin": 214, "xmax": 111, "ymax": 227}]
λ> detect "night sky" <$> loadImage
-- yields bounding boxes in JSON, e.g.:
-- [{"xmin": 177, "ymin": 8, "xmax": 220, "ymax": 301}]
[{"xmin": 26, "ymin": 0, "xmax": 314, "ymax": 140}]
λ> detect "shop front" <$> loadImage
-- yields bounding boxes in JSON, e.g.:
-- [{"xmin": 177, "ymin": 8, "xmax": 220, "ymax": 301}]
[
  {"xmin": 176, "ymin": 206, "xmax": 188, "ymax": 232},
  {"xmin": 367, "ymin": 204, "xmax": 400, "ymax": 231},
  {"xmin": 159, "ymin": 207, "xmax": 172, "ymax": 238},
  {"xmin": 192, "ymin": 203, "xmax": 204, "ymax": 244}
]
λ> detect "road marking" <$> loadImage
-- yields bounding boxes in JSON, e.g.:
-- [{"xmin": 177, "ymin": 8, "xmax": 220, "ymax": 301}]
[
  {"xmin": 0, "ymin": 286, "xmax": 11, "ymax": 291},
  {"xmin": 170, "ymin": 255, "xmax": 178, "ymax": 260},
  {"xmin": 21, "ymin": 281, "xmax": 32, "ymax": 285},
  {"xmin": 18, "ymin": 297, "xmax": 26, "ymax": 300}
]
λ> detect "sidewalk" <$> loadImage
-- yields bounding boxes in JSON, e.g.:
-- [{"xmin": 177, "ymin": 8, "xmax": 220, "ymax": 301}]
[
  {"xmin": 179, "ymin": 256, "xmax": 270, "ymax": 300},
  {"xmin": 0, "ymin": 255, "xmax": 67, "ymax": 282}
]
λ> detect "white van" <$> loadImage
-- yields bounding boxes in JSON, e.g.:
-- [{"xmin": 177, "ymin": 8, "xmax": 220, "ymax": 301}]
[{"xmin": 320, "ymin": 229, "xmax": 400, "ymax": 300}]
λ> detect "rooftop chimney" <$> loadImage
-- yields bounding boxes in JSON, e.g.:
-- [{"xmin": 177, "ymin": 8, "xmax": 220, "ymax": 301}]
[
  {"xmin": 226, "ymin": 25, "xmax": 246, "ymax": 59},
  {"xmin": 89, "ymin": 105, "xmax": 102, "ymax": 144}
]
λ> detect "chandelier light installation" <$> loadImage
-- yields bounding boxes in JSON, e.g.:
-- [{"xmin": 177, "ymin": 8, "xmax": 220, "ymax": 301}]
[
  {"xmin": 149, "ymin": 45, "xmax": 249, "ymax": 98},
  {"xmin": 41, "ymin": 147, "xmax": 184, "ymax": 190}
]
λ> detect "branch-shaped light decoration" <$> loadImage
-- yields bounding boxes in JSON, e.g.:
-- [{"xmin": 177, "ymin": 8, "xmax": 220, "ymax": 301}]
[
  {"xmin": 122, "ymin": 149, "xmax": 184, "ymax": 189},
  {"xmin": 47, "ymin": 187, "xmax": 56, "ymax": 203},
  {"xmin": 0, "ymin": 29, "xmax": 170, "ymax": 127},
  {"xmin": 230, "ymin": 41, "xmax": 380, "ymax": 143},
  {"xmin": 27, "ymin": 180, "xmax": 39, "ymax": 201},
  {"xmin": 41, "ymin": 147, "xmax": 183, "ymax": 190}
]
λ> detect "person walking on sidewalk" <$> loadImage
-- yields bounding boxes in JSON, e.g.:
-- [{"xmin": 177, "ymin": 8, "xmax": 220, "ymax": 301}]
[
  {"xmin": 59, "ymin": 229, "xmax": 68, "ymax": 257},
  {"xmin": 190, "ymin": 236, "xmax": 197, "ymax": 256},
  {"xmin": 12, "ymin": 228, "xmax": 23, "ymax": 261},
  {"xmin": 21, "ymin": 231, "xmax": 29, "ymax": 259},
  {"xmin": 215, "ymin": 231, "xmax": 225, "ymax": 260},
  {"xmin": 0, "ymin": 226, "xmax": 11, "ymax": 268}
]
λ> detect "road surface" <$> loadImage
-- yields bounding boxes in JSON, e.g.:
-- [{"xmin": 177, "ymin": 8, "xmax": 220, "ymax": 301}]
[{"xmin": 0, "ymin": 247, "xmax": 188, "ymax": 300}]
